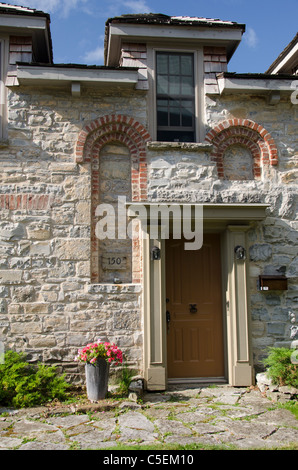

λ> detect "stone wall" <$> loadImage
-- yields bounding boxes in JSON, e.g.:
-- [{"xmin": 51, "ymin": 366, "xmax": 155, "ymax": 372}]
[
  {"xmin": 207, "ymin": 94, "xmax": 297, "ymax": 369},
  {"xmin": 97, "ymin": 142, "xmax": 132, "ymax": 284},
  {"xmin": 0, "ymin": 79, "xmax": 297, "ymax": 382},
  {"xmin": 147, "ymin": 93, "xmax": 298, "ymax": 371},
  {"xmin": 0, "ymin": 86, "xmax": 147, "ymax": 383}
]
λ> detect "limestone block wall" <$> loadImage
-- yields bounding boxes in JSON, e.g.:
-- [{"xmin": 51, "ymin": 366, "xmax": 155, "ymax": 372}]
[
  {"xmin": 0, "ymin": 80, "xmax": 296, "ymax": 380},
  {"xmin": 0, "ymin": 86, "xmax": 147, "ymax": 383},
  {"xmin": 147, "ymin": 93, "xmax": 298, "ymax": 370},
  {"xmin": 206, "ymin": 94, "xmax": 297, "ymax": 368}
]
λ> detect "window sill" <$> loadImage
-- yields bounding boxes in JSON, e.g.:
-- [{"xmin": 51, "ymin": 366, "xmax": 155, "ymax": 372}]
[{"xmin": 147, "ymin": 141, "xmax": 213, "ymax": 152}]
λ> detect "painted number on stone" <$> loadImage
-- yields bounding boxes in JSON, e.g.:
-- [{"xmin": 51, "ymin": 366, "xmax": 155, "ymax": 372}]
[
  {"xmin": 102, "ymin": 256, "xmax": 127, "ymax": 270},
  {"xmin": 109, "ymin": 257, "xmax": 122, "ymax": 266}
]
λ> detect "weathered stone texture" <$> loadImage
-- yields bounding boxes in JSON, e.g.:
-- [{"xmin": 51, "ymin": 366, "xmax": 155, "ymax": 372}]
[
  {"xmin": 0, "ymin": 87, "xmax": 146, "ymax": 382},
  {"xmin": 97, "ymin": 143, "xmax": 132, "ymax": 283},
  {"xmin": 147, "ymin": 94, "xmax": 297, "ymax": 369},
  {"xmin": 0, "ymin": 81, "xmax": 296, "ymax": 380}
]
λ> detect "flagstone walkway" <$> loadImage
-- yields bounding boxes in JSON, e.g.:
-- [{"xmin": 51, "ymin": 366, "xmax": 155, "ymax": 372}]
[{"xmin": 0, "ymin": 385, "xmax": 297, "ymax": 450}]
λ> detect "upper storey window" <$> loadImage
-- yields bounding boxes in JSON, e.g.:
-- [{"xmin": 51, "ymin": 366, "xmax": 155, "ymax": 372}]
[{"xmin": 156, "ymin": 52, "xmax": 195, "ymax": 142}]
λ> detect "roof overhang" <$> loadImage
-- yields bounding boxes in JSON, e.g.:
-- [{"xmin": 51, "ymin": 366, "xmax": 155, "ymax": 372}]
[
  {"xmin": 105, "ymin": 18, "xmax": 245, "ymax": 67},
  {"xmin": 266, "ymin": 33, "xmax": 298, "ymax": 74},
  {"xmin": 0, "ymin": 11, "xmax": 52, "ymax": 63},
  {"xmin": 12, "ymin": 64, "xmax": 139, "ymax": 92},
  {"xmin": 270, "ymin": 43, "xmax": 298, "ymax": 74},
  {"xmin": 215, "ymin": 72, "xmax": 296, "ymax": 103}
]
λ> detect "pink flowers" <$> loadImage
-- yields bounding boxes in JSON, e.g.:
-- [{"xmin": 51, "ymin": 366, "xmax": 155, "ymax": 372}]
[{"xmin": 75, "ymin": 339, "xmax": 123, "ymax": 366}]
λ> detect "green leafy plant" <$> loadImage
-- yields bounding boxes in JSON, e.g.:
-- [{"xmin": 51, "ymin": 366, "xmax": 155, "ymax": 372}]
[
  {"xmin": 263, "ymin": 347, "xmax": 298, "ymax": 388},
  {"xmin": 0, "ymin": 350, "xmax": 70, "ymax": 408},
  {"xmin": 117, "ymin": 362, "xmax": 136, "ymax": 396}
]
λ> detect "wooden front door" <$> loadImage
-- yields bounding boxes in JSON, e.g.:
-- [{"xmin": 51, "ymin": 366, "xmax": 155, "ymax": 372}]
[{"xmin": 166, "ymin": 234, "xmax": 225, "ymax": 379}]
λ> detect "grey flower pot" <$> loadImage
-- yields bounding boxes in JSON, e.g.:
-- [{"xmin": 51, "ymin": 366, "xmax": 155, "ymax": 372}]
[{"xmin": 85, "ymin": 358, "xmax": 110, "ymax": 401}]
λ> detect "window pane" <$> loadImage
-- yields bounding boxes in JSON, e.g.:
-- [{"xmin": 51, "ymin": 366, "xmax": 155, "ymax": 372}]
[
  {"xmin": 182, "ymin": 99, "xmax": 193, "ymax": 108},
  {"xmin": 157, "ymin": 99, "xmax": 167, "ymax": 107},
  {"xmin": 157, "ymin": 130, "xmax": 195, "ymax": 143},
  {"xmin": 169, "ymin": 75, "xmax": 180, "ymax": 95},
  {"xmin": 181, "ymin": 108, "xmax": 193, "ymax": 127},
  {"xmin": 181, "ymin": 76, "xmax": 193, "ymax": 96},
  {"xmin": 156, "ymin": 52, "xmax": 195, "ymax": 143},
  {"xmin": 181, "ymin": 100, "xmax": 193, "ymax": 126},
  {"xmin": 157, "ymin": 99, "xmax": 169, "ymax": 126},
  {"xmin": 169, "ymin": 101, "xmax": 180, "ymax": 126},
  {"xmin": 169, "ymin": 55, "xmax": 180, "ymax": 75},
  {"xmin": 157, "ymin": 110, "xmax": 169, "ymax": 126},
  {"xmin": 157, "ymin": 75, "xmax": 169, "ymax": 95},
  {"xmin": 181, "ymin": 55, "xmax": 192, "ymax": 76},
  {"xmin": 157, "ymin": 54, "xmax": 168, "ymax": 74}
]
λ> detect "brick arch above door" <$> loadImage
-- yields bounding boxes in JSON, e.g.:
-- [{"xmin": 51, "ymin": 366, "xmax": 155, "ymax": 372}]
[{"xmin": 205, "ymin": 119, "xmax": 278, "ymax": 179}]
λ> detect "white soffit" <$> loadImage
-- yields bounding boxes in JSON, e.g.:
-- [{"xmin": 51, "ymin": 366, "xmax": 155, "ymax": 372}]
[
  {"xmin": 0, "ymin": 14, "xmax": 47, "ymax": 31},
  {"xmin": 15, "ymin": 65, "xmax": 139, "ymax": 88},
  {"xmin": 217, "ymin": 75, "xmax": 294, "ymax": 95}
]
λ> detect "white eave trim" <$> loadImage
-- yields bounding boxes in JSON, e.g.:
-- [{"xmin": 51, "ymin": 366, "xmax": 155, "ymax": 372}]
[
  {"xmin": 109, "ymin": 23, "xmax": 243, "ymax": 42},
  {"xmin": 270, "ymin": 42, "xmax": 298, "ymax": 74},
  {"xmin": 217, "ymin": 76, "xmax": 294, "ymax": 95},
  {"xmin": 14, "ymin": 65, "xmax": 139, "ymax": 89},
  {"xmin": 0, "ymin": 14, "xmax": 48, "ymax": 31},
  {"xmin": 107, "ymin": 23, "xmax": 243, "ymax": 66}
]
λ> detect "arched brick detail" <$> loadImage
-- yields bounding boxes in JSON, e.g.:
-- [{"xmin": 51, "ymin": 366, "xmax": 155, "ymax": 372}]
[
  {"xmin": 75, "ymin": 115, "xmax": 151, "ymax": 284},
  {"xmin": 76, "ymin": 114, "xmax": 151, "ymax": 201},
  {"xmin": 76, "ymin": 114, "xmax": 151, "ymax": 161},
  {"xmin": 205, "ymin": 119, "xmax": 278, "ymax": 179}
]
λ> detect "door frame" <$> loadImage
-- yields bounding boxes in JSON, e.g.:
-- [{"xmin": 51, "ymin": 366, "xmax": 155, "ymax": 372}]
[{"xmin": 141, "ymin": 203, "xmax": 268, "ymax": 390}]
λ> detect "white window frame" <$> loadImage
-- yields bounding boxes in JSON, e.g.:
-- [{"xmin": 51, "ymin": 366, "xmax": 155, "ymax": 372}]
[{"xmin": 147, "ymin": 44, "xmax": 205, "ymax": 143}]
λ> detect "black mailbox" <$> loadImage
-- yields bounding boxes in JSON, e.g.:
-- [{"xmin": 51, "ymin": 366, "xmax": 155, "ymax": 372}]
[{"xmin": 259, "ymin": 275, "xmax": 288, "ymax": 291}]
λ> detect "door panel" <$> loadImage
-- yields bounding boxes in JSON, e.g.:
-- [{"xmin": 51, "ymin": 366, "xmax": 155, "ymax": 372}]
[{"xmin": 166, "ymin": 234, "xmax": 224, "ymax": 378}]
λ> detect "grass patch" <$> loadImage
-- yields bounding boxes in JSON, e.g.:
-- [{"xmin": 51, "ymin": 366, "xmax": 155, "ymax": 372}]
[{"xmin": 274, "ymin": 400, "xmax": 298, "ymax": 419}]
